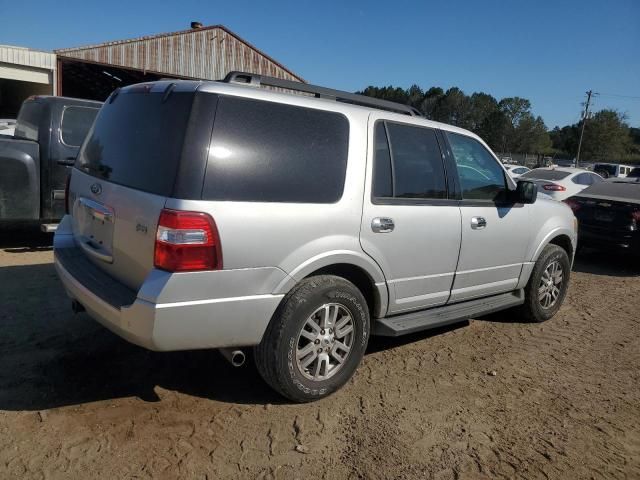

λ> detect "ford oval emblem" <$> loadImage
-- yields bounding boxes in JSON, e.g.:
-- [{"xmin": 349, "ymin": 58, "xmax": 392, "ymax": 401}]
[{"xmin": 90, "ymin": 183, "xmax": 102, "ymax": 195}]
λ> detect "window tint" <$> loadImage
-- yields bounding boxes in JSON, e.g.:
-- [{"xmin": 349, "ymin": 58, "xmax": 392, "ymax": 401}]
[
  {"xmin": 203, "ymin": 96, "xmax": 349, "ymax": 203},
  {"xmin": 76, "ymin": 91, "xmax": 194, "ymax": 196},
  {"xmin": 372, "ymin": 122, "xmax": 393, "ymax": 198},
  {"xmin": 447, "ymin": 132, "xmax": 506, "ymax": 201},
  {"xmin": 572, "ymin": 173, "xmax": 591, "ymax": 185},
  {"xmin": 590, "ymin": 173, "xmax": 604, "ymax": 183},
  {"xmin": 381, "ymin": 122, "xmax": 447, "ymax": 199},
  {"xmin": 61, "ymin": 106, "xmax": 99, "ymax": 146},
  {"xmin": 14, "ymin": 101, "xmax": 42, "ymax": 141}
]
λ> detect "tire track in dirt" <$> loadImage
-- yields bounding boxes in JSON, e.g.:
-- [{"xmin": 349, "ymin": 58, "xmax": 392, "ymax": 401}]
[{"xmin": 0, "ymin": 246, "xmax": 638, "ymax": 479}]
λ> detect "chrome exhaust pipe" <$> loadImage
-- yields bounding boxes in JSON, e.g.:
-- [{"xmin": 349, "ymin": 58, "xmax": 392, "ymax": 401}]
[{"xmin": 219, "ymin": 348, "xmax": 246, "ymax": 367}]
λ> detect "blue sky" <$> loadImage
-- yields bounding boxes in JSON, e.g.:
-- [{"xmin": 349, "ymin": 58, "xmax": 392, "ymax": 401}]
[{"xmin": 1, "ymin": 0, "xmax": 638, "ymax": 128}]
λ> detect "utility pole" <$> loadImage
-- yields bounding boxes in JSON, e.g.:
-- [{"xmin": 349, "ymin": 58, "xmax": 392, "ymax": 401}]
[{"xmin": 575, "ymin": 90, "xmax": 593, "ymax": 168}]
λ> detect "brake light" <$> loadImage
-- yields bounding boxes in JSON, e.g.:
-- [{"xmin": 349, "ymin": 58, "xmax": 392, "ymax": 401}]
[
  {"xmin": 563, "ymin": 198, "xmax": 581, "ymax": 212},
  {"xmin": 543, "ymin": 183, "xmax": 566, "ymax": 192},
  {"xmin": 64, "ymin": 174, "xmax": 71, "ymax": 214},
  {"xmin": 631, "ymin": 210, "xmax": 640, "ymax": 231},
  {"xmin": 154, "ymin": 209, "xmax": 222, "ymax": 272}
]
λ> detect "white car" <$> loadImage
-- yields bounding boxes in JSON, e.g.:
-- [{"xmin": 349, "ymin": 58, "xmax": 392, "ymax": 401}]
[
  {"xmin": 504, "ymin": 165, "xmax": 530, "ymax": 179},
  {"xmin": 519, "ymin": 167, "xmax": 604, "ymax": 201}
]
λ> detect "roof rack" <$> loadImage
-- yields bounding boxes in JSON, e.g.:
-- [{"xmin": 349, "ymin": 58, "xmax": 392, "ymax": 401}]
[{"xmin": 223, "ymin": 71, "xmax": 422, "ymax": 117}]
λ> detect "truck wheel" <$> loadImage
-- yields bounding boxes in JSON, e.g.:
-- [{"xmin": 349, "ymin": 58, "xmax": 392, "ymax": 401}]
[
  {"xmin": 255, "ymin": 275, "xmax": 370, "ymax": 402},
  {"xmin": 520, "ymin": 244, "xmax": 571, "ymax": 323}
]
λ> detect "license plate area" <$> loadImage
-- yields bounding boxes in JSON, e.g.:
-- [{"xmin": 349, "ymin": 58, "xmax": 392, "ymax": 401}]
[
  {"xmin": 594, "ymin": 210, "xmax": 614, "ymax": 222},
  {"xmin": 73, "ymin": 197, "xmax": 115, "ymax": 263}
]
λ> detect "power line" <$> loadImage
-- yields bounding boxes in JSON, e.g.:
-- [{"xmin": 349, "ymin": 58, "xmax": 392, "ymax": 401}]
[{"xmin": 597, "ymin": 92, "xmax": 640, "ymax": 100}]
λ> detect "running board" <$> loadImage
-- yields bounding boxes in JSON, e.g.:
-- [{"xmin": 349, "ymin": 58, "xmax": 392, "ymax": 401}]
[{"xmin": 373, "ymin": 290, "xmax": 525, "ymax": 337}]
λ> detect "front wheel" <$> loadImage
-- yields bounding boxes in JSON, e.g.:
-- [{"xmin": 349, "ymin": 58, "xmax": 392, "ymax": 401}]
[
  {"xmin": 255, "ymin": 275, "xmax": 370, "ymax": 402},
  {"xmin": 520, "ymin": 244, "xmax": 571, "ymax": 322}
]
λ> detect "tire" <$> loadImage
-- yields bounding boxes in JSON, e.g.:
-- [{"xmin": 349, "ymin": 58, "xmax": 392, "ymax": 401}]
[
  {"xmin": 255, "ymin": 275, "xmax": 370, "ymax": 403},
  {"xmin": 595, "ymin": 169, "xmax": 609, "ymax": 179},
  {"xmin": 520, "ymin": 244, "xmax": 571, "ymax": 323}
]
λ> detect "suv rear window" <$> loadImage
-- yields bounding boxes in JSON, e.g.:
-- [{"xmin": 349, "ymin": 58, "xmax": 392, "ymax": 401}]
[
  {"xmin": 521, "ymin": 169, "xmax": 571, "ymax": 181},
  {"xmin": 75, "ymin": 91, "xmax": 194, "ymax": 196},
  {"xmin": 203, "ymin": 96, "xmax": 349, "ymax": 203}
]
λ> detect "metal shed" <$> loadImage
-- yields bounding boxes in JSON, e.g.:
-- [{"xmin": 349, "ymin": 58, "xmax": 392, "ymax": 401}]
[
  {"xmin": 54, "ymin": 24, "xmax": 305, "ymax": 101},
  {"xmin": 0, "ymin": 45, "xmax": 56, "ymax": 117}
]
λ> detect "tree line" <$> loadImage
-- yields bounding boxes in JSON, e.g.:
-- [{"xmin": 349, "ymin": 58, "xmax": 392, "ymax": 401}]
[{"xmin": 358, "ymin": 85, "xmax": 640, "ymax": 163}]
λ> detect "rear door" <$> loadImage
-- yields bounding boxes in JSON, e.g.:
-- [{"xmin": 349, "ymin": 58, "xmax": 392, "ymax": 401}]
[
  {"xmin": 444, "ymin": 132, "xmax": 531, "ymax": 302},
  {"xmin": 360, "ymin": 116, "xmax": 462, "ymax": 315},
  {"xmin": 69, "ymin": 83, "xmax": 212, "ymax": 291}
]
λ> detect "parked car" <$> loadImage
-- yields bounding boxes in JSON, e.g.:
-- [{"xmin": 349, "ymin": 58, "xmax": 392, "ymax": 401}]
[
  {"xmin": 519, "ymin": 167, "xmax": 604, "ymax": 201},
  {"xmin": 593, "ymin": 163, "xmax": 635, "ymax": 179},
  {"xmin": 53, "ymin": 73, "xmax": 577, "ymax": 402},
  {"xmin": 565, "ymin": 181, "xmax": 640, "ymax": 255},
  {"xmin": 608, "ymin": 167, "xmax": 640, "ymax": 184},
  {"xmin": 0, "ymin": 96, "xmax": 101, "ymax": 230},
  {"xmin": 0, "ymin": 118, "xmax": 16, "ymax": 136},
  {"xmin": 505, "ymin": 165, "xmax": 531, "ymax": 179}
]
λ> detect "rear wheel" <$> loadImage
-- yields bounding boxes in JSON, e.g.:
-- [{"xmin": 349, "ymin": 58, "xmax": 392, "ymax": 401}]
[
  {"xmin": 520, "ymin": 244, "xmax": 571, "ymax": 322},
  {"xmin": 255, "ymin": 275, "xmax": 370, "ymax": 402}
]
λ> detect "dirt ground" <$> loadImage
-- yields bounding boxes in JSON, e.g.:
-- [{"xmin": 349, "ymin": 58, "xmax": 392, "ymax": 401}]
[{"xmin": 0, "ymin": 229, "xmax": 638, "ymax": 480}]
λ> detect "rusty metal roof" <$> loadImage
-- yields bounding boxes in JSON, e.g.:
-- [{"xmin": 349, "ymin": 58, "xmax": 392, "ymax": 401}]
[{"xmin": 54, "ymin": 25, "xmax": 304, "ymax": 83}]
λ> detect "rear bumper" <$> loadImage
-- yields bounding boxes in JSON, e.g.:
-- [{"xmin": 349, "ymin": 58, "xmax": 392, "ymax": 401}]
[
  {"xmin": 579, "ymin": 226, "xmax": 640, "ymax": 253},
  {"xmin": 53, "ymin": 218, "xmax": 286, "ymax": 352}
]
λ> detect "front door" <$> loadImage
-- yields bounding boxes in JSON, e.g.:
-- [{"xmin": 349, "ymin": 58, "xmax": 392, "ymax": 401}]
[
  {"xmin": 444, "ymin": 132, "xmax": 531, "ymax": 302},
  {"xmin": 360, "ymin": 117, "xmax": 462, "ymax": 315}
]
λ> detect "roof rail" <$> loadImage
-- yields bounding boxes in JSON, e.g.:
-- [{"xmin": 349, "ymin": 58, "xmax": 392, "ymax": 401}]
[{"xmin": 223, "ymin": 71, "xmax": 422, "ymax": 117}]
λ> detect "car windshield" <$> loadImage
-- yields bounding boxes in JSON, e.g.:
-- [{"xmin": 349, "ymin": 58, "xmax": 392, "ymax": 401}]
[{"xmin": 521, "ymin": 169, "xmax": 571, "ymax": 181}]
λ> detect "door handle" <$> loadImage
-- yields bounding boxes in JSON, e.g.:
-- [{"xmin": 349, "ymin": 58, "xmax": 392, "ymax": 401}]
[
  {"xmin": 471, "ymin": 217, "xmax": 487, "ymax": 229},
  {"xmin": 372, "ymin": 217, "xmax": 394, "ymax": 233}
]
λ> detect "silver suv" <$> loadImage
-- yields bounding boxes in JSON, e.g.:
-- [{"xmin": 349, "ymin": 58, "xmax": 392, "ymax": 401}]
[{"xmin": 54, "ymin": 72, "xmax": 577, "ymax": 402}]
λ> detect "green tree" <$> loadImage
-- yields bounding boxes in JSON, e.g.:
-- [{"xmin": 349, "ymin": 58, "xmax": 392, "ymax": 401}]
[
  {"xmin": 579, "ymin": 110, "xmax": 632, "ymax": 161},
  {"xmin": 420, "ymin": 87, "xmax": 444, "ymax": 120}
]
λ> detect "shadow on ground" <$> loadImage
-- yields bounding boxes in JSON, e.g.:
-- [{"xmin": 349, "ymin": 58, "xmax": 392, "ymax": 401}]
[
  {"xmin": 572, "ymin": 248, "xmax": 639, "ymax": 277},
  {"xmin": 0, "ymin": 230, "xmax": 636, "ymax": 411},
  {"xmin": 0, "ymin": 227, "xmax": 53, "ymax": 250}
]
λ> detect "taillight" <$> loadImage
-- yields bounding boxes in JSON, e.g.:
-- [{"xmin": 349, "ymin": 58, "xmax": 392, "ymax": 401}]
[
  {"xmin": 563, "ymin": 198, "xmax": 581, "ymax": 212},
  {"xmin": 154, "ymin": 209, "xmax": 222, "ymax": 272},
  {"xmin": 543, "ymin": 183, "xmax": 566, "ymax": 192},
  {"xmin": 631, "ymin": 210, "xmax": 640, "ymax": 231},
  {"xmin": 64, "ymin": 174, "xmax": 71, "ymax": 214}
]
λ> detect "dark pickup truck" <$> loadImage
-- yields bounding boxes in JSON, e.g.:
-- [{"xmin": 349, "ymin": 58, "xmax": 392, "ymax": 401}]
[{"xmin": 0, "ymin": 96, "xmax": 101, "ymax": 230}]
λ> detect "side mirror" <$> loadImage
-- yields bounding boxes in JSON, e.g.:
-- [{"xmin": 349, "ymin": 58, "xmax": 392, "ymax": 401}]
[{"xmin": 514, "ymin": 180, "xmax": 537, "ymax": 204}]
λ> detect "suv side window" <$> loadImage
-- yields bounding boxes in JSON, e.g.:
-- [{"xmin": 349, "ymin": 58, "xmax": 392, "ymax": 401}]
[
  {"xmin": 61, "ymin": 106, "xmax": 99, "ymax": 147},
  {"xmin": 446, "ymin": 132, "xmax": 506, "ymax": 201},
  {"xmin": 203, "ymin": 96, "xmax": 349, "ymax": 203},
  {"xmin": 372, "ymin": 121, "xmax": 447, "ymax": 200}
]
